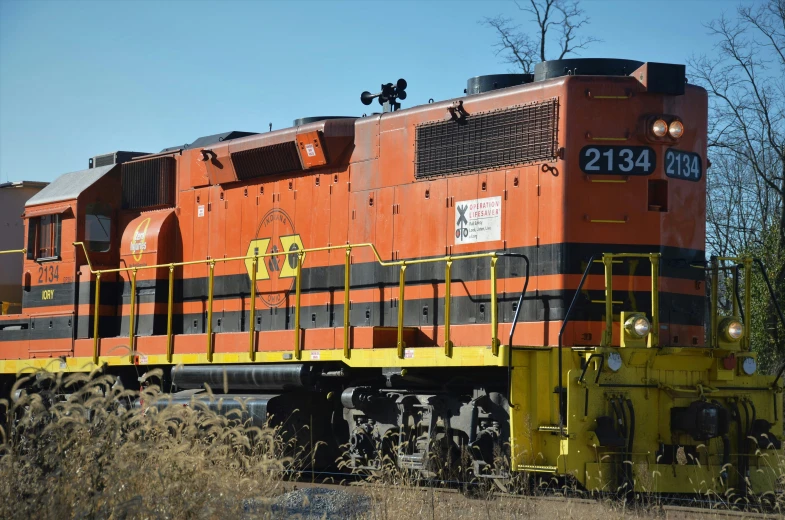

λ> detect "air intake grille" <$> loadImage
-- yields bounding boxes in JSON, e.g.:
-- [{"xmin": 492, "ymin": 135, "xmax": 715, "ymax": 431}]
[
  {"xmin": 415, "ymin": 98, "xmax": 559, "ymax": 178},
  {"xmin": 121, "ymin": 157, "xmax": 176, "ymax": 210},
  {"xmin": 94, "ymin": 153, "xmax": 116, "ymax": 168},
  {"xmin": 231, "ymin": 142, "xmax": 303, "ymax": 181}
]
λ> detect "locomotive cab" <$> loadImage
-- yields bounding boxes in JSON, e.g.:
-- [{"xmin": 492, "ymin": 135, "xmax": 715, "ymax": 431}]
[{"xmin": 0, "ymin": 161, "xmax": 129, "ymax": 357}]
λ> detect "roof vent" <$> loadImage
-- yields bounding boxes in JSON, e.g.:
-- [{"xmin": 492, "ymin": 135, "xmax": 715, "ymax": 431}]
[
  {"xmin": 465, "ymin": 74, "xmax": 534, "ymax": 95},
  {"xmin": 159, "ymin": 131, "xmax": 257, "ymax": 153},
  {"xmin": 89, "ymin": 151, "xmax": 150, "ymax": 169},
  {"xmin": 533, "ymin": 58, "xmax": 644, "ymax": 82},
  {"xmin": 293, "ymin": 116, "xmax": 357, "ymax": 126}
]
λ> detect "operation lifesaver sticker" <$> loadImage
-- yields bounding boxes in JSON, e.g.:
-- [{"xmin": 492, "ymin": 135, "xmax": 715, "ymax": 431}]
[{"xmin": 454, "ymin": 196, "xmax": 501, "ymax": 245}]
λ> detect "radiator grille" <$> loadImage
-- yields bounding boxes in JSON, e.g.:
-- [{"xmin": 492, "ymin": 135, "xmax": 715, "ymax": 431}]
[
  {"xmin": 121, "ymin": 157, "xmax": 176, "ymax": 210},
  {"xmin": 415, "ymin": 98, "xmax": 559, "ymax": 178},
  {"xmin": 231, "ymin": 142, "xmax": 303, "ymax": 181}
]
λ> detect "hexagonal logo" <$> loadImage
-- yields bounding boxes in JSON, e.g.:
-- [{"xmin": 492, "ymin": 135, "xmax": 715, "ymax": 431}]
[{"xmin": 245, "ymin": 208, "xmax": 305, "ymax": 308}]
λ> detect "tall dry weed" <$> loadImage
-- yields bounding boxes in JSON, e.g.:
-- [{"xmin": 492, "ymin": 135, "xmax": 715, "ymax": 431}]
[{"xmin": 0, "ymin": 370, "xmax": 287, "ymax": 519}]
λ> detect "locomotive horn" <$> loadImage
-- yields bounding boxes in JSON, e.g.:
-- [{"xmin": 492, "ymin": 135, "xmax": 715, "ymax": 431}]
[
  {"xmin": 360, "ymin": 91, "xmax": 377, "ymax": 106},
  {"xmin": 360, "ymin": 78, "xmax": 408, "ymax": 112}
]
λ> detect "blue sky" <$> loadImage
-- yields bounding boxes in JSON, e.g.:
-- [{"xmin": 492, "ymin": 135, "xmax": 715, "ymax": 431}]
[{"xmin": 0, "ymin": 0, "xmax": 755, "ymax": 183}]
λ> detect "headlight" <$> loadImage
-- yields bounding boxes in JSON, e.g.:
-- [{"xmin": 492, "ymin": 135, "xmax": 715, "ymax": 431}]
[
  {"xmin": 720, "ymin": 318, "xmax": 744, "ymax": 341},
  {"xmin": 652, "ymin": 119, "xmax": 668, "ymax": 137},
  {"xmin": 624, "ymin": 315, "xmax": 651, "ymax": 338},
  {"xmin": 668, "ymin": 120, "xmax": 684, "ymax": 138}
]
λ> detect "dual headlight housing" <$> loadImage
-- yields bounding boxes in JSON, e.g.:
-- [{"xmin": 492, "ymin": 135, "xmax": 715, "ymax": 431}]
[{"xmin": 645, "ymin": 116, "xmax": 684, "ymax": 141}]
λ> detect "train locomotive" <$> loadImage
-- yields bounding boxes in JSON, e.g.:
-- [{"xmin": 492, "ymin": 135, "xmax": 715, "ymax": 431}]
[{"xmin": 1, "ymin": 57, "xmax": 783, "ymax": 495}]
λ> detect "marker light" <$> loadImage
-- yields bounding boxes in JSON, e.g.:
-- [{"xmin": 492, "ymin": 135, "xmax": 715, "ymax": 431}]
[
  {"xmin": 652, "ymin": 119, "xmax": 668, "ymax": 137},
  {"xmin": 668, "ymin": 120, "xmax": 684, "ymax": 139},
  {"xmin": 625, "ymin": 316, "xmax": 651, "ymax": 338},
  {"xmin": 721, "ymin": 319, "xmax": 744, "ymax": 341},
  {"xmin": 742, "ymin": 357, "xmax": 757, "ymax": 375}
]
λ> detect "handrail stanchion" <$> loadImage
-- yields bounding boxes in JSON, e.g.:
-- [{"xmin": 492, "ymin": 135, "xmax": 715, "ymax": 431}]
[
  {"xmin": 444, "ymin": 260, "xmax": 453, "ymax": 357},
  {"xmin": 207, "ymin": 261, "xmax": 215, "ymax": 362},
  {"xmin": 397, "ymin": 264, "xmax": 407, "ymax": 359},
  {"xmin": 732, "ymin": 261, "xmax": 740, "ymax": 318},
  {"xmin": 343, "ymin": 247, "xmax": 351, "ymax": 358},
  {"xmin": 129, "ymin": 268, "xmax": 137, "ymax": 362},
  {"xmin": 249, "ymin": 256, "xmax": 257, "ymax": 361},
  {"xmin": 650, "ymin": 254, "xmax": 660, "ymax": 348},
  {"xmin": 602, "ymin": 254, "xmax": 613, "ymax": 347},
  {"xmin": 710, "ymin": 257, "xmax": 719, "ymax": 348},
  {"xmin": 166, "ymin": 265, "xmax": 175, "ymax": 363},
  {"xmin": 294, "ymin": 251, "xmax": 303, "ymax": 360},
  {"xmin": 92, "ymin": 272, "xmax": 101, "ymax": 365},
  {"xmin": 490, "ymin": 256, "xmax": 499, "ymax": 356},
  {"xmin": 743, "ymin": 257, "xmax": 752, "ymax": 351}
]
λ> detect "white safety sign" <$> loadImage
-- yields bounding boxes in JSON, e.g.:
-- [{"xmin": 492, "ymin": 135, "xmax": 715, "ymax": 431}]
[{"xmin": 454, "ymin": 196, "xmax": 502, "ymax": 244}]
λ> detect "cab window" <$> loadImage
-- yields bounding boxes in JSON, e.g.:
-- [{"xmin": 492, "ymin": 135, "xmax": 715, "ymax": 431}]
[
  {"xmin": 26, "ymin": 214, "xmax": 62, "ymax": 261},
  {"xmin": 85, "ymin": 203, "xmax": 112, "ymax": 252}
]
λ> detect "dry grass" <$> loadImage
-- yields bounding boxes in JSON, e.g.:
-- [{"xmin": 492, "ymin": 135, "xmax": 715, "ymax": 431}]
[
  {"xmin": 0, "ymin": 369, "xmax": 288, "ymax": 519},
  {"xmin": 1, "ymin": 370, "xmax": 783, "ymax": 519}
]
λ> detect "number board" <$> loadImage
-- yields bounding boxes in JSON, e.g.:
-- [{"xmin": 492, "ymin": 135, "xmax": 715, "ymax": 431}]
[
  {"xmin": 579, "ymin": 146, "xmax": 656, "ymax": 175},
  {"xmin": 665, "ymin": 149, "xmax": 702, "ymax": 181}
]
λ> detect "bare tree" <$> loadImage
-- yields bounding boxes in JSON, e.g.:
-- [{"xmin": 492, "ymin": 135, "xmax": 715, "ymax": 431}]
[
  {"xmin": 690, "ymin": 0, "xmax": 785, "ymax": 367},
  {"xmin": 482, "ymin": 0, "xmax": 600, "ymax": 74}
]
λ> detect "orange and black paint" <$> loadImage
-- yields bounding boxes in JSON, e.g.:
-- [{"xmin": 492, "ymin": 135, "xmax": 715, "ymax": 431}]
[{"xmin": 0, "ymin": 61, "xmax": 708, "ymax": 359}]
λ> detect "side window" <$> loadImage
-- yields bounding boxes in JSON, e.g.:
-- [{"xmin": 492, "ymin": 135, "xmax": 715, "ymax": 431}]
[
  {"xmin": 85, "ymin": 203, "xmax": 112, "ymax": 253},
  {"xmin": 26, "ymin": 215, "xmax": 62, "ymax": 261}
]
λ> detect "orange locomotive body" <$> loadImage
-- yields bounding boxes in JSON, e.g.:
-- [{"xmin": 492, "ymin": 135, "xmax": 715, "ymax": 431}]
[
  {"xmin": 2, "ymin": 59, "xmax": 780, "ymax": 495},
  {"xmin": 2, "ymin": 60, "xmax": 706, "ymax": 359}
]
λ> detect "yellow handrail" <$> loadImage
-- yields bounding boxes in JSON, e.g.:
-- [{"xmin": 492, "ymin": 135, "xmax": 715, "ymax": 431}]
[
  {"xmin": 73, "ymin": 241, "xmax": 505, "ymax": 364},
  {"xmin": 599, "ymin": 253, "xmax": 661, "ymax": 348},
  {"xmin": 249, "ymin": 257, "xmax": 257, "ymax": 361},
  {"xmin": 444, "ymin": 260, "xmax": 453, "ymax": 357},
  {"xmin": 1, "ymin": 302, "xmax": 21, "ymax": 315},
  {"xmin": 397, "ymin": 264, "xmax": 407, "ymax": 358},
  {"xmin": 293, "ymin": 252, "xmax": 303, "ymax": 360},
  {"xmin": 490, "ymin": 256, "xmax": 499, "ymax": 355},
  {"xmin": 0, "ymin": 249, "xmax": 26, "ymax": 317},
  {"xmin": 343, "ymin": 248, "xmax": 351, "ymax": 358},
  {"xmin": 92, "ymin": 273, "xmax": 101, "ymax": 363},
  {"xmin": 206, "ymin": 261, "xmax": 215, "ymax": 362},
  {"xmin": 167, "ymin": 266, "xmax": 175, "ymax": 362},
  {"xmin": 698, "ymin": 255, "xmax": 753, "ymax": 350},
  {"xmin": 129, "ymin": 268, "xmax": 137, "ymax": 362}
]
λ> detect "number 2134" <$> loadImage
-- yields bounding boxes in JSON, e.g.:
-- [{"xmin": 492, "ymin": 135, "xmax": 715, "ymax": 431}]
[
  {"xmin": 579, "ymin": 146, "xmax": 656, "ymax": 175},
  {"xmin": 38, "ymin": 265, "xmax": 59, "ymax": 283}
]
